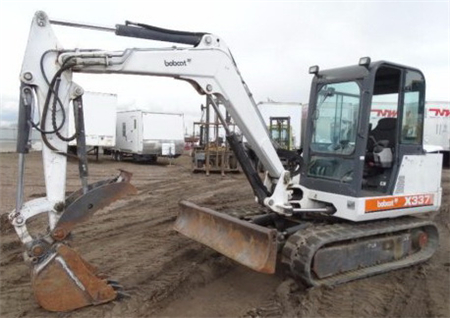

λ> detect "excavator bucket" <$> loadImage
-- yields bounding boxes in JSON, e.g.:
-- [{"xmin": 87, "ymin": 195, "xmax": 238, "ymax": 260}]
[
  {"xmin": 32, "ymin": 244, "xmax": 117, "ymax": 312},
  {"xmin": 175, "ymin": 201, "xmax": 278, "ymax": 274},
  {"xmin": 30, "ymin": 171, "xmax": 136, "ymax": 311}
]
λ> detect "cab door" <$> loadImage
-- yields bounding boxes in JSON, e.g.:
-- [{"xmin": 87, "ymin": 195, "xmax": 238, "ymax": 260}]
[{"xmin": 363, "ymin": 66, "xmax": 426, "ymax": 195}]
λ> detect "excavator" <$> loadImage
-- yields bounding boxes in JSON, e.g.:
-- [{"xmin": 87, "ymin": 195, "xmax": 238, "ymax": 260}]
[{"xmin": 10, "ymin": 11, "xmax": 442, "ymax": 312}]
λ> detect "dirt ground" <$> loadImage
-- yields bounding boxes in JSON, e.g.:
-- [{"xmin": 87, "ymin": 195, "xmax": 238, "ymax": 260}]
[{"xmin": 0, "ymin": 151, "xmax": 449, "ymax": 318}]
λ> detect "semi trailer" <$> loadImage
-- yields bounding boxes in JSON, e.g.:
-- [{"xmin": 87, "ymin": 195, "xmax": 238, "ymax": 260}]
[
  {"xmin": 109, "ymin": 110, "xmax": 185, "ymax": 162},
  {"xmin": 68, "ymin": 91, "xmax": 117, "ymax": 159}
]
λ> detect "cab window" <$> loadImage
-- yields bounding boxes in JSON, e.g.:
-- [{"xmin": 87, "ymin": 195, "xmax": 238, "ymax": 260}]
[
  {"xmin": 401, "ymin": 71, "xmax": 425, "ymax": 144},
  {"xmin": 310, "ymin": 81, "xmax": 360, "ymax": 156}
]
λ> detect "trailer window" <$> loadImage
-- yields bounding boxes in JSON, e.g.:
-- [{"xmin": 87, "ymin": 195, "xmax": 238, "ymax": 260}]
[{"xmin": 122, "ymin": 122, "xmax": 126, "ymax": 137}]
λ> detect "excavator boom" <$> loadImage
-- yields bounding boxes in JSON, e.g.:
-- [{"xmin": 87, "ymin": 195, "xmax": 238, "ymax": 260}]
[{"xmin": 11, "ymin": 11, "xmax": 291, "ymax": 311}]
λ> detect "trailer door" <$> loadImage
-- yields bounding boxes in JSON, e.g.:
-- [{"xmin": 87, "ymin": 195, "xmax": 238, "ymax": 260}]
[{"xmin": 119, "ymin": 114, "xmax": 140, "ymax": 153}]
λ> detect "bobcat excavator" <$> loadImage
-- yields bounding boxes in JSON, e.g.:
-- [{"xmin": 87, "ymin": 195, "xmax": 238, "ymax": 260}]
[{"xmin": 10, "ymin": 11, "xmax": 442, "ymax": 312}]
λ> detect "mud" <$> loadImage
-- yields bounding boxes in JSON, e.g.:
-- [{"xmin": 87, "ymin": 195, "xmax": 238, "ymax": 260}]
[{"xmin": 0, "ymin": 151, "xmax": 449, "ymax": 318}]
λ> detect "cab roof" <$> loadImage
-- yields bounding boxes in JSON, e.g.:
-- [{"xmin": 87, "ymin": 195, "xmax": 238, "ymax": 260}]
[{"xmin": 315, "ymin": 60, "xmax": 423, "ymax": 83}]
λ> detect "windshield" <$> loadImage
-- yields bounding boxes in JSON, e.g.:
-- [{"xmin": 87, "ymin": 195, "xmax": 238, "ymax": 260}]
[{"xmin": 311, "ymin": 81, "xmax": 360, "ymax": 155}]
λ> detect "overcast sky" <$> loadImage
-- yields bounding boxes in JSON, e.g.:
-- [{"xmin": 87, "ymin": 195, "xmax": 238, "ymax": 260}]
[{"xmin": 0, "ymin": 0, "xmax": 449, "ymax": 130}]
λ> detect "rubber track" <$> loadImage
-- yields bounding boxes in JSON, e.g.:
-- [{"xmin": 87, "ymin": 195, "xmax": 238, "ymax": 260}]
[{"xmin": 281, "ymin": 216, "xmax": 439, "ymax": 286}]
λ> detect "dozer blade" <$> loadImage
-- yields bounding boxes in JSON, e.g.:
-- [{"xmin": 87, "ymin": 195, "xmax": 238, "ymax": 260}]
[
  {"xmin": 175, "ymin": 201, "xmax": 278, "ymax": 274},
  {"xmin": 32, "ymin": 244, "xmax": 117, "ymax": 312}
]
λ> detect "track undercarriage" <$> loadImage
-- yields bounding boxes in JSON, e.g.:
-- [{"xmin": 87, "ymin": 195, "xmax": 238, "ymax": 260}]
[{"xmin": 281, "ymin": 216, "xmax": 439, "ymax": 286}]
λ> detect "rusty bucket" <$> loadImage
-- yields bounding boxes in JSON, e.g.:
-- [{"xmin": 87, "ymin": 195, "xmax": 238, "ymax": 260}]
[
  {"xmin": 31, "ymin": 171, "xmax": 136, "ymax": 311},
  {"xmin": 32, "ymin": 244, "xmax": 117, "ymax": 312},
  {"xmin": 174, "ymin": 201, "xmax": 278, "ymax": 274}
]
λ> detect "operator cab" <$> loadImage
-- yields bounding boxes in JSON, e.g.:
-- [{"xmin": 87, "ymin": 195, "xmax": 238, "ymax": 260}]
[{"xmin": 302, "ymin": 58, "xmax": 426, "ymax": 197}]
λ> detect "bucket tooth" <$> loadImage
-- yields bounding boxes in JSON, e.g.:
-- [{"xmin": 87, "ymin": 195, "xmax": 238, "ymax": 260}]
[{"xmin": 175, "ymin": 200, "xmax": 278, "ymax": 274}]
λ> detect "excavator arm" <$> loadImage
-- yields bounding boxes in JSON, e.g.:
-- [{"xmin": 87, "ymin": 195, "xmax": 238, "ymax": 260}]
[{"xmin": 10, "ymin": 11, "xmax": 295, "ymax": 311}]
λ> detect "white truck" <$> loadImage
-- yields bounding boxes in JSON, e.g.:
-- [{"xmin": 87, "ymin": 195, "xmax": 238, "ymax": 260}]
[
  {"xmin": 110, "ymin": 110, "xmax": 185, "ymax": 162},
  {"xmin": 68, "ymin": 92, "xmax": 117, "ymax": 159}
]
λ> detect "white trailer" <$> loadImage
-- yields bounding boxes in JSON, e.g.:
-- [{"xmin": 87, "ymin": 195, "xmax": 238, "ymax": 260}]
[
  {"xmin": 423, "ymin": 102, "xmax": 449, "ymax": 155},
  {"xmin": 68, "ymin": 92, "xmax": 117, "ymax": 158},
  {"xmin": 112, "ymin": 110, "xmax": 185, "ymax": 162}
]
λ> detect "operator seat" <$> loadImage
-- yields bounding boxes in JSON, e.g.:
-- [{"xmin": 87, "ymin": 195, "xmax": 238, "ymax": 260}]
[
  {"xmin": 364, "ymin": 117, "xmax": 397, "ymax": 183},
  {"xmin": 367, "ymin": 117, "xmax": 397, "ymax": 151}
]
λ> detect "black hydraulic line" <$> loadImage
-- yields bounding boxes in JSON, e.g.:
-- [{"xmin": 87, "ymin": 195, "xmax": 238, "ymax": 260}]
[
  {"xmin": 282, "ymin": 223, "xmax": 310, "ymax": 236},
  {"xmin": 36, "ymin": 51, "xmax": 84, "ymax": 136},
  {"xmin": 32, "ymin": 50, "xmax": 67, "ymax": 135},
  {"xmin": 51, "ymin": 78, "xmax": 77, "ymax": 142},
  {"xmin": 39, "ymin": 63, "xmax": 71, "ymax": 149},
  {"xmin": 251, "ymin": 213, "xmax": 279, "ymax": 226},
  {"xmin": 115, "ymin": 22, "xmax": 207, "ymax": 46},
  {"xmin": 276, "ymin": 148, "xmax": 303, "ymax": 177},
  {"xmin": 226, "ymin": 133, "xmax": 270, "ymax": 205},
  {"xmin": 39, "ymin": 60, "xmax": 77, "ymax": 151}
]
